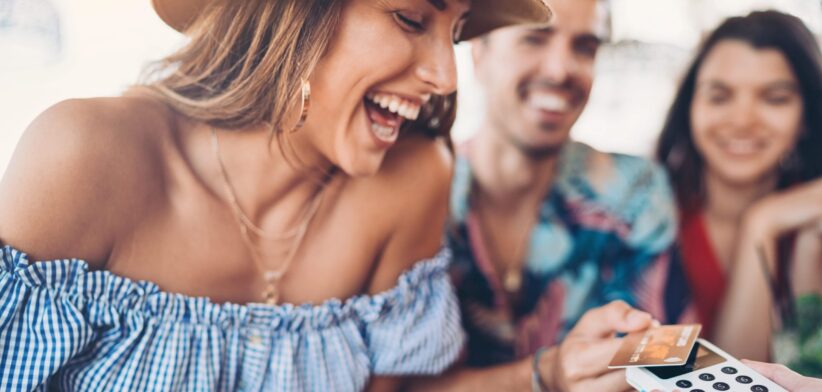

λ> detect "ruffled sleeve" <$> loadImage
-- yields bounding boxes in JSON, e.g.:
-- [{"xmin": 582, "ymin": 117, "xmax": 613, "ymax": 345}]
[
  {"xmin": 0, "ymin": 245, "xmax": 467, "ymax": 389},
  {"xmin": 359, "ymin": 248, "xmax": 465, "ymax": 376},
  {"xmin": 0, "ymin": 246, "xmax": 96, "ymax": 391}
]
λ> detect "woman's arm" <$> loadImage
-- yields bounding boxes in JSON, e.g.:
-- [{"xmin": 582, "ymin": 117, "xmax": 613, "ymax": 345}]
[
  {"xmin": 714, "ymin": 179, "xmax": 822, "ymax": 361},
  {"xmin": 712, "ymin": 223, "xmax": 774, "ymax": 361},
  {"xmin": 365, "ymin": 135, "xmax": 453, "ymax": 294},
  {"xmin": 359, "ymin": 135, "xmax": 455, "ymax": 391},
  {"xmin": 0, "ymin": 97, "xmax": 159, "ymax": 390},
  {"xmin": 403, "ymin": 357, "xmax": 534, "ymax": 392},
  {"xmin": 791, "ymin": 223, "xmax": 822, "ymax": 296}
]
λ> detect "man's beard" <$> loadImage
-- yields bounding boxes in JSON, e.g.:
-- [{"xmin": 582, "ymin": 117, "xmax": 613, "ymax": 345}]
[{"xmin": 505, "ymin": 124, "xmax": 568, "ymax": 160}]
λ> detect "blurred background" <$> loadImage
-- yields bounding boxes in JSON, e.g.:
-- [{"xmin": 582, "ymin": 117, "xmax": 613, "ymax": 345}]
[{"xmin": 0, "ymin": 0, "xmax": 821, "ymax": 174}]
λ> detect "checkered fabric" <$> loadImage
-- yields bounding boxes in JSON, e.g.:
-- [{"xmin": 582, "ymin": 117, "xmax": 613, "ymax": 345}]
[{"xmin": 0, "ymin": 246, "xmax": 464, "ymax": 391}]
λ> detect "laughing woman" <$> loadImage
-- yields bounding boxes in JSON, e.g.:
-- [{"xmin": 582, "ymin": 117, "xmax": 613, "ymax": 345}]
[{"xmin": 0, "ymin": 0, "xmax": 550, "ymax": 390}]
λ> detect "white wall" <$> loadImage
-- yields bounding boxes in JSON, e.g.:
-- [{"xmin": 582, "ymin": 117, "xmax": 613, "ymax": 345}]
[
  {"xmin": 1, "ymin": 0, "xmax": 821, "ymax": 175},
  {"xmin": 0, "ymin": 0, "xmax": 182, "ymax": 173}
]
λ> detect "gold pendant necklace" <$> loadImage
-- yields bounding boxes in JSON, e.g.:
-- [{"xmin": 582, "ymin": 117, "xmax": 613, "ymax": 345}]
[
  {"xmin": 211, "ymin": 127, "xmax": 326, "ymax": 304},
  {"xmin": 474, "ymin": 195, "xmax": 535, "ymax": 296},
  {"xmin": 503, "ymin": 267, "xmax": 523, "ymax": 293}
]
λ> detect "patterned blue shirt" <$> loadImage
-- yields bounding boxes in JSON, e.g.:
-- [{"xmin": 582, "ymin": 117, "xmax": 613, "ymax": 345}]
[
  {"xmin": 0, "ymin": 246, "xmax": 464, "ymax": 391},
  {"xmin": 448, "ymin": 141, "xmax": 694, "ymax": 367}
]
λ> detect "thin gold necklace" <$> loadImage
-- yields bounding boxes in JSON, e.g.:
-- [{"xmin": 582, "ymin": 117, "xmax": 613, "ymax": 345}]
[
  {"xmin": 500, "ymin": 216, "xmax": 533, "ymax": 294},
  {"xmin": 212, "ymin": 131, "xmax": 305, "ymax": 241},
  {"xmin": 211, "ymin": 127, "xmax": 325, "ymax": 304},
  {"xmin": 472, "ymin": 185, "xmax": 537, "ymax": 295}
]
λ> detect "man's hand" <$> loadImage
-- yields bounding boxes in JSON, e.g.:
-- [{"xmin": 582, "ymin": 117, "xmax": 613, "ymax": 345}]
[{"xmin": 538, "ymin": 300, "xmax": 654, "ymax": 392}]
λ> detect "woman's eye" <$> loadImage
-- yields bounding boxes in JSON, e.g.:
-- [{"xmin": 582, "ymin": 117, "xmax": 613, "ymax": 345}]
[
  {"xmin": 394, "ymin": 12, "xmax": 424, "ymax": 32},
  {"xmin": 764, "ymin": 95, "xmax": 793, "ymax": 105},
  {"xmin": 708, "ymin": 95, "xmax": 729, "ymax": 104}
]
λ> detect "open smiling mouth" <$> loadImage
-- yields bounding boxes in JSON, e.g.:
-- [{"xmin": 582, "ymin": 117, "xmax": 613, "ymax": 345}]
[
  {"xmin": 717, "ymin": 138, "xmax": 768, "ymax": 156},
  {"xmin": 364, "ymin": 92, "xmax": 423, "ymax": 146}
]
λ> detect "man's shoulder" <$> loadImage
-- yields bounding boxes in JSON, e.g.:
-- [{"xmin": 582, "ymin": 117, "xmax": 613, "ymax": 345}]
[
  {"xmin": 561, "ymin": 143, "xmax": 676, "ymax": 253},
  {"xmin": 565, "ymin": 141, "xmax": 668, "ymax": 199},
  {"xmin": 563, "ymin": 142, "xmax": 675, "ymax": 234},
  {"xmin": 568, "ymin": 141, "xmax": 659, "ymax": 179}
]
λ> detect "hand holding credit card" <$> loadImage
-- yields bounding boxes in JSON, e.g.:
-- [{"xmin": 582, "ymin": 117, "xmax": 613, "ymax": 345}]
[{"xmin": 608, "ymin": 324, "xmax": 702, "ymax": 368}]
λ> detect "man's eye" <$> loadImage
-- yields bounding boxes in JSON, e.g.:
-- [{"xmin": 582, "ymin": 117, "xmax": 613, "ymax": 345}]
[
  {"xmin": 575, "ymin": 42, "xmax": 599, "ymax": 58},
  {"xmin": 394, "ymin": 12, "xmax": 424, "ymax": 32}
]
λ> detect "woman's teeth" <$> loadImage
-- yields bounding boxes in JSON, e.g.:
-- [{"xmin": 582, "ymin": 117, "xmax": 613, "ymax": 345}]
[
  {"xmin": 371, "ymin": 123, "xmax": 395, "ymax": 139},
  {"xmin": 721, "ymin": 139, "xmax": 763, "ymax": 155},
  {"xmin": 366, "ymin": 92, "xmax": 422, "ymax": 121}
]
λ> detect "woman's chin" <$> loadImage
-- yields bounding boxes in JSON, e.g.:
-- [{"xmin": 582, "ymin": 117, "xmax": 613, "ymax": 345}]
[
  {"xmin": 709, "ymin": 165, "xmax": 779, "ymax": 188},
  {"xmin": 336, "ymin": 153, "xmax": 387, "ymax": 178}
]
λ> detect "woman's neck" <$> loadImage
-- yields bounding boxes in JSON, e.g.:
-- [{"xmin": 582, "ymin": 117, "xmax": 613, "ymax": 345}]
[
  {"xmin": 189, "ymin": 120, "xmax": 333, "ymax": 224},
  {"xmin": 703, "ymin": 170, "xmax": 777, "ymax": 225}
]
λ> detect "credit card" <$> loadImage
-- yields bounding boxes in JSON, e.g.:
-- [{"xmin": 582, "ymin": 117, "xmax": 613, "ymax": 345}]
[{"xmin": 608, "ymin": 324, "xmax": 702, "ymax": 368}]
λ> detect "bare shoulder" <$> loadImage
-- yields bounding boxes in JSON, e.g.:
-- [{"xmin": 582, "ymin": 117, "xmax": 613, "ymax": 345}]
[
  {"xmin": 0, "ymin": 96, "xmax": 171, "ymax": 265},
  {"xmin": 350, "ymin": 135, "xmax": 454, "ymax": 293},
  {"xmin": 378, "ymin": 134, "xmax": 453, "ymax": 194},
  {"xmin": 345, "ymin": 134, "xmax": 452, "ymax": 211}
]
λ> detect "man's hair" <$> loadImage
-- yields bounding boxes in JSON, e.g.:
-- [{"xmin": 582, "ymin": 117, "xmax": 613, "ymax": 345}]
[{"xmin": 476, "ymin": 0, "xmax": 612, "ymax": 43}]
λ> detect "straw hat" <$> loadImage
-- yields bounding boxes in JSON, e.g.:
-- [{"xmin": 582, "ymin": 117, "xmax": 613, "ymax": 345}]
[{"xmin": 152, "ymin": 0, "xmax": 552, "ymax": 41}]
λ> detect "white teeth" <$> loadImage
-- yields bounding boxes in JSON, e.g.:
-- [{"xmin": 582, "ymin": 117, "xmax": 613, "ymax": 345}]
[
  {"xmin": 528, "ymin": 93, "xmax": 570, "ymax": 112},
  {"xmin": 398, "ymin": 102, "xmax": 410, "ymax": 118},
  {"xmin": 371, "ymin": 122, "xmax": 396, "ymax": 140},
  {"xmin": 378, "ymin": 94, "xmax": 390, "ymax": 109},
  {"xmin": 388, "ymin": 97, "xmax": 401, "ymax": 113},
  {"xmin": 365, "ymin": 92, "xmax": 422, "ymax": 121},
  {"xmin": 723, "ymin": 140, "xmax": 761, "ymax": 155}
]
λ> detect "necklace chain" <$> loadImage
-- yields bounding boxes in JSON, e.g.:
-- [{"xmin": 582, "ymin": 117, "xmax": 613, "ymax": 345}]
[
  {"xmin": 211, "ymin": 127, "xmax": 325, "ymax": 304},
  {"xmin": 472, "ymin": 188, "xmax": 536, "ymax": 295}
]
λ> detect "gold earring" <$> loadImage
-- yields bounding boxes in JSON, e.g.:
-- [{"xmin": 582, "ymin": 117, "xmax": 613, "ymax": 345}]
[{"xmin": 290, "ymin": 78, "xmax": 311, "ymax": 133}]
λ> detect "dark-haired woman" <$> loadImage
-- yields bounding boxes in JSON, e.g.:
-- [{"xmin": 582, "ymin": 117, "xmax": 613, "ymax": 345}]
[{"xmin": 657, "ymin": 10, "xmax": 822, "ymax": 372}]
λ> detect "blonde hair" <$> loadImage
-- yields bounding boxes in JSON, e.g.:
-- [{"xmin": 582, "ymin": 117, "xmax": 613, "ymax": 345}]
[{"xmin": 143, "ymin": 0, "xmax": 455, "ymax": 142}]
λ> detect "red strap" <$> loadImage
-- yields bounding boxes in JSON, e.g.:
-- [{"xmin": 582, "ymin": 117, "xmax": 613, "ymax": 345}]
[{"xmin": 678, "ymin": 212, "xmax": 727, "ymax": 338}]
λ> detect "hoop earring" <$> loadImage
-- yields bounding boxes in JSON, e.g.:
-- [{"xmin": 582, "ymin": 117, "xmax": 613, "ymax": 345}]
[{"xmin": 290, "ymin": 78, "xmax": 311, "ymax": 133}]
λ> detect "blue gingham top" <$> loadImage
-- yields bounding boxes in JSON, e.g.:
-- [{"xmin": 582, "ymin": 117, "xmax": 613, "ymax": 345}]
[{"xmin": 0, "ymin": 245, "xmax": 464, "ymax": 391}]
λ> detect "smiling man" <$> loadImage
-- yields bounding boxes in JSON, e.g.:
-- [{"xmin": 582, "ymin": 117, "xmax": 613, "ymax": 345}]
[{"xmin": 417, "ymin": 0, "xmax": 694, "ymax": 390}]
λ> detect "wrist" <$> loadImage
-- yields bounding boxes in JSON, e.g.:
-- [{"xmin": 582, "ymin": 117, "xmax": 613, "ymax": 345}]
[
  {"xmin": 531, "ymin": 346, "xmax": 558, "ymax": 392},
  {"xmin": 739, "ymin": 208, "xmax": 779, "ymax": 253},
  {"xmin": 741, "ymin": 210, "xmax": 776, "ymax": 247}
]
